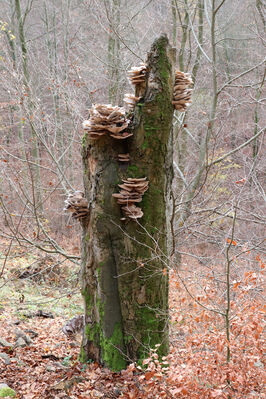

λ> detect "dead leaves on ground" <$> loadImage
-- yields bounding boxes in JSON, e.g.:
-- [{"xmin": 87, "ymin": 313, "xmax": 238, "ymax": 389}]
[{"xmin": 0, "ymin": 263, "xmax": 265, "ymax": 398}]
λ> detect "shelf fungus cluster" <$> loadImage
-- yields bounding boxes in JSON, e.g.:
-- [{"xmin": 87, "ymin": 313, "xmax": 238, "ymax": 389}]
[
  {"xmin": 172, "ymin": 70, "xmax": 193, "ymax": 112},
  {"xmin": 82, "ymin": 104, "xmax": 132, "ymax": 140},
  {"xmin": 112, "ymin": 177, "xmax": 149, "ymax": 220},
  {"xmin": 64, "ymin": 191, "xmax": 89, "ymax": 220},
  {"xmin": 124, "ymin": 63, "xmax": 147, "ymax": 109},
  {"xmin": 123, "ymin": 93, "xmax": 140, "ymax": 110},
  {"xmin": 128, "ymin": 63, "xmax": 147, "ymax": 86}
]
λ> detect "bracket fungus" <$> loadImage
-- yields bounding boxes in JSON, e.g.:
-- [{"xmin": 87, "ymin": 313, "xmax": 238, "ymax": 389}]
[
  {"xmin": 112, "ymin": 177, "xmax": 149, "ymax": 220},
  {"xmin": 172, "ymin": 70, "xmax": 193, "ymax": 112},
  {"xmin": 118, "ymin": 153, "xmax": 130, "ymax": 162},
  {"xmin": 64, "ymin": 191, "xmax": 89, "ymax": 220},
  {"xmin": 82, "ymin": 104, "xmax": 132, "ymax": 140},
  {"xmin": 124, "ymin": 93, "xmax": 140, "ymax": 110},
  {"xmin": 128, "ymin": 63, "xmax": 147, "ymax": 86}
]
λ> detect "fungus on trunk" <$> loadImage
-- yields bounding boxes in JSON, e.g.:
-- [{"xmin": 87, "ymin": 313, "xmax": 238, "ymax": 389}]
[
  {"xmin": 123, "ymin": 93, "xmax": 141, "ymax": 110},
  {"xmin": 82, "ymin": 104, "xmax": 132, "ymax": 139},
  {"xmin": 79, "ymin": 35, "xmax": 177, "ymax": 371},
  {"xmin": 127, "ymin": 63, "xmax": 147, "ymax": 85},
  {"xmin": 172, "ymin": 70, "xmax": 193, "ymax": 111},
  {"xmin": 64, "ymin": 191, "xmax": 89, "ymax": 220},
  {"xmin": 112, "ymin": 177, "xmax": 149, "ymax": 220}
]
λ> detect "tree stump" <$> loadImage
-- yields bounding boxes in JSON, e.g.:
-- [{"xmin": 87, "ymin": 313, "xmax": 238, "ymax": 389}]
[{"xmin": 80, "ymin": 34, "xmax": 175, "ymax": 371}]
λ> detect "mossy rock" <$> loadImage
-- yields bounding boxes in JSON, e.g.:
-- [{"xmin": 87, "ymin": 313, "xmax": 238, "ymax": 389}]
[{"xmin": 0, "ymin": 386, "xmax": 17, "ymax": 397}]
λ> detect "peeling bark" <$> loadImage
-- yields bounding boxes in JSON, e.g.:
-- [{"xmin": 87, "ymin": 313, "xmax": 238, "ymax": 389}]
[{"xmin": 81, "ymin": 35, "xmax": 175, "ymax": 371}]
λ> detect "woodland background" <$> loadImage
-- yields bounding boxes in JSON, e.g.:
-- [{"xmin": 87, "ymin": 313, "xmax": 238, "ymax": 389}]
[{"xmin": 0, "ymin": 0, "xmax": 265, "ymax": 398}]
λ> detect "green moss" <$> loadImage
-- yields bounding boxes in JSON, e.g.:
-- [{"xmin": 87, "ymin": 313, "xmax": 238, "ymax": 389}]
[
  {"xmin": 84, "ymin": 232, "xmax": 90, "ymax": 242},
  {"xmin": 97, "ymin": 294, "xmax": 126, "ymax": 370},
  {"xmin": 82, "ymin": 308, "xmax": 126, "ymax": 371},
  {"xmin": 135, "ymin": 306, "xmax": 168, "ymax": 363},
  {"xmin": 156, "ymin": 37, "xmax": 171, "ymax": 85},
  {"xmin": 0, "ymin": 387, "xmax": 16, "ymax": 398},
  {"xmin": 144, "ymin": 125, "xmax": 157, "ymax": 137},
  {"xmin": 127, "ymin": 165, "xmax": 139, "ymax": 176},
  {"xmin": 101, "ymin": 322, "xmax": 126, "ymax": 371},
  {"xmin": 124, "ymin": 335, "xmax": 133, "ymax": 344},
  {"xmin": 96, "ymin": 298, "xmax": 104, "ymax": 319},
  {"xmin": 82, "ymin": 290, "xmax": 93, "ymax": 314},
  {"xmin": 141, "ymin": 186, "xmax": 165, "ymax": 226},
  {"xmin": 142, "ymin": 141, "xmax": 148, "ymax": 150},
  {"xmin": 81, "ymin": 132, "xmax": 87, "ymax": 148},
  {"xmin": 79, "ymin": 346, "xmax": 86, "ymax": 362},
  {"xmin": 79, "ymin": 321, "xmax": 101, "ymax": 363},
  {"xmin": 142, "ymin": 105, "xmax": 168, "ymax": 153}
]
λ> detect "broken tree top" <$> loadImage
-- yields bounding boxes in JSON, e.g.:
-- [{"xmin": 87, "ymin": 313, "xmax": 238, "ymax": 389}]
[
  {"xmin": 82, "ymin": 104, "xmax": 132, "ymax": 140},
  {"xmin": 172, "ymin": 70, "xmax": 193, "ymax": 112},
  {"xmin": 112, "ymin": 177, "xmax": 149, "ymax": 220}
]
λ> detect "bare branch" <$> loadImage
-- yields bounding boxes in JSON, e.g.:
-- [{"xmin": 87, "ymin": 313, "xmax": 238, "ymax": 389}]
[
  {"xmin": 173, "ymin": 161, "xmax": 188, "ymax": 187},
  {"xmin": 218, "ymin": 58, "xmax": 266, "ymax": 94},
  {"xmin": 214, "ymin": 0, "xmax": 226, "ymax": 15},
  {"xmin": 208, "ymin": 127, "xmax": 265, "ymax": 167}
]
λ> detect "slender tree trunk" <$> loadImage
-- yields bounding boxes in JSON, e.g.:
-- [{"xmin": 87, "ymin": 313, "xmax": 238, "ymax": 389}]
[
  {"xmin": 191, "ymin": 0, "xmax": 204, "ymax": 81},
  {"xmin": 80, "ymin": 35, "xmax": 175, "ymax": 371},
  {"xmin": 173, "ymin": 0, "xmax": 204, "ymax": 229},
  {"xmin": 14, "ymin": 0, "xmax": 43, "ymax": 214},
  {"xmin": 172, "ymin": 0, "xmax": 177, "ymax": 47},
  {"xmin": 253, "ymin": 68, "xmax": 265, "ymax": 160},
  {"xmin": 179, "ymin": 1, "xmax": 189, "ymax": 72},
  {"xmin": 106, "ymin": 0, "xmax": 121, "ymax": 105}
]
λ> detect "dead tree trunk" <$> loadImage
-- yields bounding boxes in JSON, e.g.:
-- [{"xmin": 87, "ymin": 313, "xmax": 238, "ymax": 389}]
[{"xmin": 80, "ymin": 35, "xmax": 175, "ymax": 371}]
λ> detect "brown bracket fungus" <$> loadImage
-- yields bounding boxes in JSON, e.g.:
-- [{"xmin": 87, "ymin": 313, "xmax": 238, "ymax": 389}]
[
  {"xmin": 122, "ymin": 204, "xmax": 144, "ymax": 219},
  {"xmin": 82, "ymin": 104, "xmax": 132, "ymax": 140},
  {"xmin": 64, "ymin": 191, "xmax": 89, "ymax": 220},
  {"xmin": 172, "ymin": 70, "xmax": 193, "ymax": 112},
  {"xmin": 112, "ymin": 177, "xmax": 149, "ymax": 220},
  {"xmin": 118, "ymin": 153, "xmax": 130, "ymax": 162},
  {"xmin": 128, "ymin": 63, "xmax": 147, "ymax": 86},
  {"xmin": 124, "ymin": 93, "xmax": 140, "ymax": 110}
]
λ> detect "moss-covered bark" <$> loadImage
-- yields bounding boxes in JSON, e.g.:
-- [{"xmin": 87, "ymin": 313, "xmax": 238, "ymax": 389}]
[{"xmin": 81, "ymin": 35, "xmax": 175, "ymax": 371}]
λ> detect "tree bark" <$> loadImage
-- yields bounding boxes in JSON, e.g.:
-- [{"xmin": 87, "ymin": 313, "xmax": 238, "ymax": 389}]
[
  {"xmin": 14, "ymin": 0, "xmax": 43, "ymax": 214},
  {"xmin": 106, "ymin": 0, "xmax": 122, "ymax": 105},
  {"xmin": 80, "ymin": 35, "xmax": 175, "ymax": 371}
]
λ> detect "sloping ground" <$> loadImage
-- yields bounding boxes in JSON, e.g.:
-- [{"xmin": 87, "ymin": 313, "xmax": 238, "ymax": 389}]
[
  {"xmin": 0, "ymin": 313, "xmax": 126, "ymax": 398},
  {"xmin": 0, "ymin": 258, "xmax": 265, "ymax": 398}
]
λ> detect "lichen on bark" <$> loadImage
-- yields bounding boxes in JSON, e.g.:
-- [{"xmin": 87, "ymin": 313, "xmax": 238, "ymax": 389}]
[{"xmin": 81, "ymin": 34, "xmax": 175, "ymax": 371}]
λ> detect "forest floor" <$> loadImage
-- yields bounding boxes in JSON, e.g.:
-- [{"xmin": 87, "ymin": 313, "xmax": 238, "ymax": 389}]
[{"xmin": 0, "ymin": 241, "xmax": 265, "ymax": 398}]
